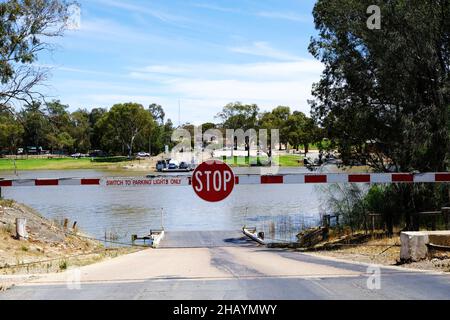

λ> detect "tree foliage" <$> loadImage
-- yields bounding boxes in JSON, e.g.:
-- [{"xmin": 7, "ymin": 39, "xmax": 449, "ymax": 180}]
[
  {"xmin": 216, "ymin": 103, "xmax": 321, "ymax": 152},
  {"xmin": 217, "ymin": 102, "xmax": 259, "ymax": 130},
  {"xmin": 96, "ymin": 103, "xmax": 155, "ymax": 157},
  {"xmin": 309, "ymin": 0, "xmax": 450, "ymax": 172},
  {"xmin": 286, "ymin": 111, "xmax": 321, "ymax": 153},
  {"xmin": 0, "ymin": 100, "xmax": 175, "ymax": 156},
  {"xmin": 0, "ymin": 0, "xmax": 72, "ymax": 111},
  {"xmin": 0, "ymin": 110, "xmax": 23, "ymax": 153}
]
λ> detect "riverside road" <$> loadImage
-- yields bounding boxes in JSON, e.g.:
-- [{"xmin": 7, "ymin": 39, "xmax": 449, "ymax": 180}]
[{"xmin": 1, "ymin": 231, "xmax": 450, "ymax": 300}]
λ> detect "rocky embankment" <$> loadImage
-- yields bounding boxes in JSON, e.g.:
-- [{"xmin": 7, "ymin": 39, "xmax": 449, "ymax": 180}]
[{"xmin": 0, "ymin": 200, "xmax": 138, "ymax": 290}]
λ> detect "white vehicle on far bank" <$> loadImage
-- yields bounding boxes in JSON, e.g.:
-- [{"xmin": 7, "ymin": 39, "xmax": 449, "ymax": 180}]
[
  {"xmin": 136, "ymin": 152, "xmax": 150, "ymax": 158},
  {"xmin": 168, "ymin": 159, "xmax": 180, "ymax": 170}
]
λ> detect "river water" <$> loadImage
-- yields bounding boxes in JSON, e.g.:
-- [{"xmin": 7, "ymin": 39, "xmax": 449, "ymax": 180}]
[{"xmin": 1, "ymin": 169, "xmax": 324, "ymax": 243}]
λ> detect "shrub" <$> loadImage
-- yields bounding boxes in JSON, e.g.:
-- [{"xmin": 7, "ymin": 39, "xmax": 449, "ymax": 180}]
[{"xmin": 59, "ymin": 260, "xmax": 68, "ymax": 270}]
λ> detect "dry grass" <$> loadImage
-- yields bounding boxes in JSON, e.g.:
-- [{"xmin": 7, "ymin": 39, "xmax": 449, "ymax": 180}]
[
  {"xmin": 311, "ymin": 236, "xmax": 401, "ymax": 265},
  {"xmin": 310, "ymin": 234, "xmax": 450, "ymax": 273}
]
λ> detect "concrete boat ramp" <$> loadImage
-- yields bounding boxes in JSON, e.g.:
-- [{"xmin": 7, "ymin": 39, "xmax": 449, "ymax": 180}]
[{"xmin": 158, "ymin": 230, "xmax": 255, "ymax": 248}]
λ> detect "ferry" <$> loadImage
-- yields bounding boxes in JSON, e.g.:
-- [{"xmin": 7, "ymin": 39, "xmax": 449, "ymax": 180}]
[{"xmin": 156, "ymin": 159, "xmax": 196, "ymax": 173}]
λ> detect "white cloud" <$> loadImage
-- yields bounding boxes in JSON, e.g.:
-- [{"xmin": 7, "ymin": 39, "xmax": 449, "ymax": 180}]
[
  {"xmin": 61, "ymin": 17, "xmax": 188, "ymax": 54},
  {"xmin": 54, "ymin": 58, "xmax": 323, "ymax": 124},
  {"xmin": 229, "ymin": 41, "xmax": 302, "ymax": 61},
  {"xmin": 256, "ymin": 11, "xmax": 311, "ymax": 22},
  {"xmin": 168, "ymin": 79, "xmax": 313, "ymax": 103},
  {"xmin": 77, "ymin": 18, "xmax": 163, "ymax": 43},
  {"xmin": 189, "ymin": 3, "xmax": 311, "ymax": 23},
  {"xmin": 130, "ymin": 60, "xmax": 323, "ymax": 81},
  {"xmin": 92, "ymin": 0, "xmax": 187, "ymax": 24},
  {"xmin": 192, "ymin": 3, "xmax": 240, "ymax": 13},
  {"xmin": 125, "ymin": 59, "xmax": 324, "ymax": 122}
]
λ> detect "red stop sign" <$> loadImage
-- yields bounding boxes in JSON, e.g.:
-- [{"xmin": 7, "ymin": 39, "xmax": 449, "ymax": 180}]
[{"xmin": 192, "ymin": 160, "xmax": 235, "ymax": 202}]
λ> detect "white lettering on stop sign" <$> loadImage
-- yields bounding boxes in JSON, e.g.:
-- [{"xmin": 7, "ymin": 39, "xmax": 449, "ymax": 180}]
[{"xmin": 192, "ymin": 161, "xmax": 235, "ymax": 202}]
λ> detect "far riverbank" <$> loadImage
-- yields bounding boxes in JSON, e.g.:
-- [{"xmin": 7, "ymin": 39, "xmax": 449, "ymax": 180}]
[{"xmin": 0, "ymin": 154, "xmax": 307, "ymax": 172}]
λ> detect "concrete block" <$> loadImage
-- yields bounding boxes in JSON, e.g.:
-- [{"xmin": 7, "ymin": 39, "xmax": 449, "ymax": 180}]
[
  {"xmin": 401, "ymin": 231, "xmax": 450, "ymax": 262},
  {"xmin": 401, "ymin": 232, "xmax": 429, "ymax": 262}
]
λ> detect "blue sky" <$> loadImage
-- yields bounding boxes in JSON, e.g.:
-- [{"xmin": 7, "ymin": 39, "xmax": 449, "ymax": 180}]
[{"xmin": 40, "ymin": 0, "xmax": 322, "ymax": 124}]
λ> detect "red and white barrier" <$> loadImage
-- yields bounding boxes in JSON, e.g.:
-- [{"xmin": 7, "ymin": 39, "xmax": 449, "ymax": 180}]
[
  {"xmin": 237, "ymin": 173, "xmax": 450, "ymax": 185},
  {"xmin": 0, "ymin": 173, "xmax": 449, "ymax": 188},
  {"xmin": 0, "ymin": 178, "xmax": 101, "ymax": 187}
]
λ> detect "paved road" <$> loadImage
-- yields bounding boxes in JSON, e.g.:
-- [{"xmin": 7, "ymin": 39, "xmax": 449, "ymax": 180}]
[{"xmin": 1, "ymin": 232, "xmax": 450, "ymax": 300}]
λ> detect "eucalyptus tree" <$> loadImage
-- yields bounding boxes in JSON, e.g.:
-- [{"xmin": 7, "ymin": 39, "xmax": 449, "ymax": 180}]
[
  {"xmin": 309, "ymin": 0, "xmax": 450, "ymax": 172},
  {"xmin": 0, "ymin": 0, "xmax": 72, "ymax": 112},
  {"xmin": 97, "ymin": 103, "xmax": 155, "ymax": 157},
  {"xmin": 310, "ymin": 0, "xmax": 450, "ymax": 230}
]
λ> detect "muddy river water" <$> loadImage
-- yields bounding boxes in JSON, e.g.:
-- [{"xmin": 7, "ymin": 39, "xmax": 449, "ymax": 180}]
[{"xmin": 1, "ymin": 168, "xmax": 325, "ymax": 243}]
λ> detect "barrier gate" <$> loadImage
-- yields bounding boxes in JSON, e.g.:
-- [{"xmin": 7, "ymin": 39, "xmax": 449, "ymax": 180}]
[{"xmin": 1, "ymin": 172, "xmax": 450, "ymax": 188}]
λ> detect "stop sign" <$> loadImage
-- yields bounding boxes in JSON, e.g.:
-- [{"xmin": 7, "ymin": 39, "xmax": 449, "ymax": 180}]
[{"xmin": 192, "ymin": 160, "xmax": 235, "ymax": 202}]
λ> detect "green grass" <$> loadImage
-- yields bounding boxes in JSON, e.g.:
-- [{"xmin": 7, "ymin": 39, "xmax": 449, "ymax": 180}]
[
  {"xmin": 275, "ymin": 155, "xmax": 305, "ymax": 167},
  {"xmin": 0, "ymin": 154, "xmax": 305, "ymax": 171},
  {"xmin": 219, "ymin": 155, "xmax": 304, "ymax": 167},
  {"xmin": 0, "ymin": 158, "xmax": 131, "ymax": 171}
]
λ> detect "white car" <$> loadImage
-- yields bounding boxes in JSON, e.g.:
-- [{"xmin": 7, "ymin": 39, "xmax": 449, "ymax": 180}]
[
  {"xmin": 71, "ymin": 153, "xmax": 82, "ymax": 158},
  {"xmin": 168, "ymin": 160, "xmax": 180, "ymax": 170},
  {"xmin": 137, "ymin": 152, "xmax": 150, "ymax": 158}
]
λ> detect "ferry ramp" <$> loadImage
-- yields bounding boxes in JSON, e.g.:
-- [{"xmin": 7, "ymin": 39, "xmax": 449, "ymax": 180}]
[{"xmin": 158, "ymin": 230, "xmax": 257, "ymax": 248}]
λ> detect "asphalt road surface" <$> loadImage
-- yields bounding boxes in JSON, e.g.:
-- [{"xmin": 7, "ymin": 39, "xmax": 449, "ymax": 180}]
[{"xmin": 1, "ymin": 232, "xmax": 450, "ymax": 300}]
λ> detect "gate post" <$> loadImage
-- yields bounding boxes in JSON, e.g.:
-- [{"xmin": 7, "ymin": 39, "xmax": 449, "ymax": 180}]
[{"xmin": 16, "ymin": 218, "xmax": 28, "ymax": 240}]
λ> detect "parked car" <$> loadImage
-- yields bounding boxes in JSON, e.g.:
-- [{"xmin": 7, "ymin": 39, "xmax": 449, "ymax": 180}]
[
  {"xmin": 179, "ymin": 162, "xmax": 189, "ymax": 170},
  {"xmin": 168, "ymin": 160, "xmax": 179, "ymax": 170},
  {"xmin": 136, "ymin": 152, "xmax": 150, "ymax": 158},
  {"xmin": 156, "ymin": 160, "xmax": 167, "ymax": 172},
  {"xmin": 89, "ymin": 150, "xmax": 108, "ymax": 158},
  {"xmin": 27, "ymin": 146, "xmax": 43, "ymax": 155},
  {"xmin": 71, "ymin": 153, "xmax": 88, "ymax": 158},
  {"xmin": 168, "ymin": 163, "xmax": 178, "ymax": 170}
]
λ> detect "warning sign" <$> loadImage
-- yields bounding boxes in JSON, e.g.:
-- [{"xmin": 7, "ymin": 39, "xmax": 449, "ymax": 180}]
[
  {"xmin": 104, "ymin": 177, "xmax": 186, "ymax": 187},
  {"xmin": 192, "ymin": 160, "xmax": 235, "ymax": 202}
]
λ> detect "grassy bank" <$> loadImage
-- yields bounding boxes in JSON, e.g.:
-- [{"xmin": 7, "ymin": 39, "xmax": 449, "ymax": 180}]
[
  {"xmin": 275, "ymin": 155, "xmax": 304, "ymax": 167},
  {"xmin": 220, "ymin": 155, "xmax": 304, "ymax": 167},
  {"xmin": 0, "ymin": 154, "xmax": 305, "ymax": 171},
  {"xmin": 0, "ymin": 158, "xmax": 133, "ymax": 171}
]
